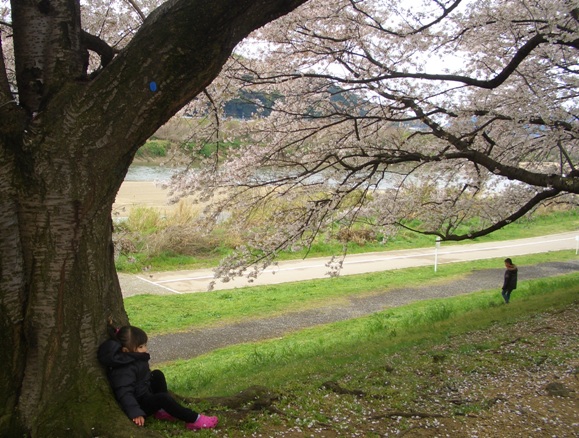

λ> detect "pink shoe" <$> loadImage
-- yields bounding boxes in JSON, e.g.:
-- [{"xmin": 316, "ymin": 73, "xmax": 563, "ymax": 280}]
[
  {"xmin": 153, "ymin": 410, "xmax": 177, "ymax": 421},
  {"xmin": 186, "ymin": 414, "xmax": 218, "ymax": 430}
]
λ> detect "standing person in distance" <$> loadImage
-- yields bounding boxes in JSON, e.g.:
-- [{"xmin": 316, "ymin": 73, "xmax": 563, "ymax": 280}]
[
  {"xmin": 98, "ymin": 325, "xmax": 218, "ymax": 430},
  {"xmin": 501, "ymin": 258, "xmax": 518, "ymax": 304}
]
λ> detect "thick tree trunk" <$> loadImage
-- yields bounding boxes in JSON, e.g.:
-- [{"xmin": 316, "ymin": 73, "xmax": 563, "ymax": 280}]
[
  {"xmin": 0, "ymin": 141, "xmax": 27, "ymax": 435},
  {"xmin": 0, "ymin": 130, "xmax": 149, "ymax": 436},
  {"xmin": 0, "ymin": 0, "xmax": 309, "ymax": 435}
]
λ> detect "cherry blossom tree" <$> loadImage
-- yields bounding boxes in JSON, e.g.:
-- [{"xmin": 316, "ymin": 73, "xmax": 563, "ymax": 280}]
[
  {"xmin": 0, "ymin": 0, "xmax": 307, "ymax": 435},
  {"xmin": 170, "ymin": 0, "xmax": 578, "ymax": 276}
]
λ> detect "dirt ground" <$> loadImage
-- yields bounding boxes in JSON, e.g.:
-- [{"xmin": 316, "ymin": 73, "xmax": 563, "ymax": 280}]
[
  {"xmin": 382, "ymin": 306, "xmax": 579, "ymax": 438},
  {"xmin": 234, "ymin": 304, "xmax": 578, "ymax": 437}
]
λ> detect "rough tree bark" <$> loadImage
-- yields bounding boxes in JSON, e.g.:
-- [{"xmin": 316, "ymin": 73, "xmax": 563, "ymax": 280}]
[{"xmin": 0, "ymin": 0, "xmax": 308, "ymax": 436}]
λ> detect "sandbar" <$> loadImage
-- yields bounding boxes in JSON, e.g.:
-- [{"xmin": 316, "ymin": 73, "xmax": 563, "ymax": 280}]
[{"xmin": 113, "ymin": 180, "xmax": 174, "ymax": 216}]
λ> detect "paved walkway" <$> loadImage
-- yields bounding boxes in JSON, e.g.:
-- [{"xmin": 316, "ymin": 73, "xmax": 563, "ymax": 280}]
[
  {"xmin": 120, "ymin": 231, "xmax": 579, "ymax": 296},
  {"xmin": 146, "ymin": 259, "xmax": 579, "ymax": 365}
]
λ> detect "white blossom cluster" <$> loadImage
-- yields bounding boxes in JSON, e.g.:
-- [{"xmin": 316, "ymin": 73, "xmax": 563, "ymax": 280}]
[
  {"xmin": 50, "ymin": 0, "xmax": 578, "ymax": 280},
  {"xmin": 164, "ymin": 0, "xmax": 578, "ymax": 279}
]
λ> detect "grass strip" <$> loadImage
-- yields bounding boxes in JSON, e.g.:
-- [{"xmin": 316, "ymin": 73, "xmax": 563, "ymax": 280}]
[{"xmin": 125, "ymin": 251, "xmax": 578, "ymax": 335}]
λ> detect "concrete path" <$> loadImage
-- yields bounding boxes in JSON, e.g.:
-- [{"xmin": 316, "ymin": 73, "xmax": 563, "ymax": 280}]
[{"xmin": 120, "ymin": 231, "xmax": 579, "ymax": 297}]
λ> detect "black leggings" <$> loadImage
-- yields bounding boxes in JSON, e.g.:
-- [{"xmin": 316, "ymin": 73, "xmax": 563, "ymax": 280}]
[{"xmin": 138, "ymin": 370, "xmax": 199, "ymax": 423}]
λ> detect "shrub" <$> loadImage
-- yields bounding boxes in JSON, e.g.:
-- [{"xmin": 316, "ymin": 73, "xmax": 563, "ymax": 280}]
[
  {"xmin": 136, "ymin": 140, "xmax": 169, "ymax": 157},
  {"xmin": 112, "ymin": 236, "xmax": 137, "ymax": 259},
  {"xmin": 333, "ymin": 227, "xmax": 377, "ymax": 245},
  {"xmin": 147, "ymin": 225, "xmax": 223, "ymax": 256},
  {"xmin": 125, "ymin": 207, "xmax": 164, "ymax": 234}
]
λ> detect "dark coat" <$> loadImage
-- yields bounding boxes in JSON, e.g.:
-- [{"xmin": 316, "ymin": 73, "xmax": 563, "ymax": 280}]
[
  {"xmin": 97, "ymin": 339, "xmax": 152, "ymax": 419},
  {"xmin": 503, "ymin": 266, "xmax": 518, "ymax": 291}
]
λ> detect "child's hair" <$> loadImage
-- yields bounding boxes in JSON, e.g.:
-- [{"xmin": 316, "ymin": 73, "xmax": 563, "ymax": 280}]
[
  {"xmin": 108, "ymin": 325, "xmax": 148, "ymax": 352},
  {"xmin": 504, "ymin": 258, "xmax": 513, "ymax": 264}
]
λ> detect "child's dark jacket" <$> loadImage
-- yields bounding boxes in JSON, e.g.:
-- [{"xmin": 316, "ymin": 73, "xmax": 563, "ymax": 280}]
[
  {"xmin": 98, "ymin": 339, "xmax": 152, "ymax": 419},
  {"xmin": 503, "ymin": 266, "xmax": 518, "ymax": 291}
]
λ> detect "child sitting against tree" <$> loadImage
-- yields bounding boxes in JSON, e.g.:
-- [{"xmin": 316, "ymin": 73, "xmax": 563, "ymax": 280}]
[{"xmin": 98, "ymin": 325, "xmax": 218, "ymax": 430}]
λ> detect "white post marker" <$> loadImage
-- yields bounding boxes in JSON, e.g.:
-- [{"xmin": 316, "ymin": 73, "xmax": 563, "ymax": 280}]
[
  {"xmin": 435, "ymin": 236, "xmax": 441, "ymax": 272},
  {"xmin": 576, "ymin": 235, "xmax": 579, "ymax": 255}
]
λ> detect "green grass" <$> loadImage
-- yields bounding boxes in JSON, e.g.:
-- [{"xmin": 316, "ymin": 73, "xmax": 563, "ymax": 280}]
[
  {"xmin": 159, "ymin": 273, "xmax": 578, "ymax": 400},
  {"xmin": 125, "ymin": 250, "xmax": 578, "ymax": 335},
  {"xmin": 117, "ymin": 208, "xmax": 579, "ymax": 437},
  {"xmin": 136, "ymin": 139, "xmax": 170, "ymax": 158},
  {"xmin": 281, "ymin": 207, "xmax": 579, "ymax": 258}
]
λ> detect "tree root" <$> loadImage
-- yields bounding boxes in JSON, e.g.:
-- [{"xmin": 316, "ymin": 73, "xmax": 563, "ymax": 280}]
[
  {"xmin": 321, "ymin": 380, "xmax": 366, "ymax": 396},
  {"xmin": 175, "ymin": 385, "xmax": 280, "ymax": 411},
  {"xmin": 371, "ymin": 411, "xmax": 445, "ymax": 420}
]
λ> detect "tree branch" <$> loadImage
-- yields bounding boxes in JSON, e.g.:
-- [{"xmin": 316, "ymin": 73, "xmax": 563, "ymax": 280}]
[
  {"xmin": 399, "ymin": 188, "xmax": 562, "ymax": 241},
  {"xmin": 0, "ymin": 28, "xmax": 12, "ymax": 100},
  {"xmin": 81, "ymin": 30, "xmax": 117, "ymax": 70},
  {"xmin": 247, "ymin": 26, "xmax": 575, "ymax": 92},
  {"xmin": 123, "ymin": 0, "xmax": 146, "ymax": 22},
  {"xmin": 11, "ymin": 0, "xmax": 85, "ymax": 112}
]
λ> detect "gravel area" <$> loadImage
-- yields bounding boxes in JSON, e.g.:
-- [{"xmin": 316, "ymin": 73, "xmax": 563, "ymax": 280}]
[{"xmin": 145, "ymin": 260, "xmax": 579, "ymax": 365}]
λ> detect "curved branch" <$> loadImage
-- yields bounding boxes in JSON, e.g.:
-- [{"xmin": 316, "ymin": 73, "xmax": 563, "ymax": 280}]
[
  {"xmin": 400, "ymin": 188, "xmax": 562, "ymax": 241},
  {"xmin": 444, "ymin": 151, "xmax": 579, "ymax": 194},
  {"xmin": 123, "ymin": 0, "xmax": 146, "ymax": 22},
  {"xmin": 365, "ymin": 32, "xmax": 549, "ymax": 89},
  {"xmin": 399, "ymin": 97, "xmax": 579, "ymax": 194},
  {"xmin": 59, "ymin": 0, "xmax": 310, "ymax": 174},
  {"xmin": 429, "ymin": 31, "xmax": 543, "ymax": 88},
  {"xmin": 399, "ymin": 0, "xmax": 464, "ymax": 35},
  {"xmin": 81, "ymin": 30, "xmax": 117, "ymax": 69},
  {"xmin": 0, "ymin": 28, "xmax": 12, "ymax": 100},
  {"xmin": 251, "ymin": 30, "xmax": 575, "ymax": 91},
  {"xmin": 349, "ymin": 0, "xmax": 463, "ymax": 36}
]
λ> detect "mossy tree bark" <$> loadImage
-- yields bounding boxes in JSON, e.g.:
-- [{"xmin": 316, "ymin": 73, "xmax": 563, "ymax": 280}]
[{"xmin": 0, "ymin": 0, "xmax": 308, "ymax": 436}]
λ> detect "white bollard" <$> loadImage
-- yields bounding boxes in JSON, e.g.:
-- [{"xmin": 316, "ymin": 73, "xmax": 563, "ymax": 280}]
[{"xmin": 435, "ymin": 237, "xmax": 441, "ymax": 272}]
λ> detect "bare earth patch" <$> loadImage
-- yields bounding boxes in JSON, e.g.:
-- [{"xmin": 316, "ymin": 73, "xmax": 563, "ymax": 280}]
[{"xmin": 390, "ymin": 308, "xmax": 579, "ymax": 438}]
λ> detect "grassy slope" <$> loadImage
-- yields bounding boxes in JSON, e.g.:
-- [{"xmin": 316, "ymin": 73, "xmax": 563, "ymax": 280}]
[
  {"xmin": 146, "ymin": 273, "xmax": 578, "ymax": 437},
  {"xmin": 159, "ymin": 272, "xmax": 579, "ymax": 395}
]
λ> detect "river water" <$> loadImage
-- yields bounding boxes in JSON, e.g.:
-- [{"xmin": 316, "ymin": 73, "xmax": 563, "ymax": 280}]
[
  {"xmin": 125, "ymin": 164, "xmax": 181, "ymax": 182},
  {"xmin": 125, "ymin": 164, "xmax": 512, "ymax": 192}
]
